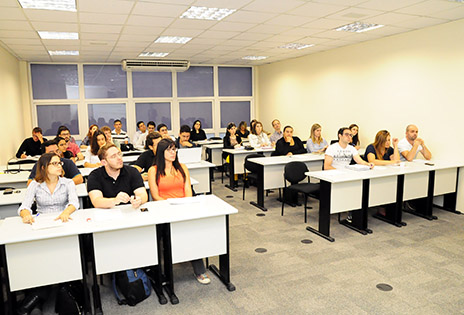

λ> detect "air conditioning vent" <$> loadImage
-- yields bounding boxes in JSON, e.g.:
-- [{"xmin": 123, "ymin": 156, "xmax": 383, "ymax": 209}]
[{"xmin": 121, "ymin": 59, "xmax": 190, "ymax": 72}]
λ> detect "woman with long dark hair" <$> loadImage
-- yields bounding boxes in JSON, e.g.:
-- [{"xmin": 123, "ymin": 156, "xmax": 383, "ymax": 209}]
[
  {"xmin": 190, "ymin": 119, "xmax": 207, "ymax": 141},
  {"xmin": 84, "ymin": 130, "xmax": 106, "ymax": 168},
  {"xmin": 80, "ymin": 124, "xmax": 99, "ymax": 149},
  {"xmin": 349, "ymin": 123, "xmax": 360, "ymax": 150}
]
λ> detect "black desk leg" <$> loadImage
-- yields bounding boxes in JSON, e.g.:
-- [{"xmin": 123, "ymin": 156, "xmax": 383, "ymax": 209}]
[
  {"xmin": 148, "ymin": 226, "xmax": 167, "ymax": 305},
  {"xmin": 373, "ymin": 174, "xmax": 406, "ymax": 227},
  {"xmin": 205, "ymin": 148, "xmax": 214, "ymax": 182},
  {"xmin": 209, "ymin": 215, "xmax": 236, "ymax": 291},
  {"xmin": 249, "ymin": 164, "xmax": 267, "ymax": 211},
  {"xmin": 404, "ymin": 171, "xmax": 437, "ymax": 220},
  {"xmin": 78, "ymin": 235, "xmax": 92, "ymax": 315},
  {"xmin": 306, "ymin": 180, "xmax": 335, "ymax": 242},
  {"xmin": 339, "ymin": 179, "xmax": 372, "ymax": 235},
  {"xmin": 225, "ymin": 154, "xmax": 237, "ymax": 191},
  {"xmin": 0, "ymin": 244, "xmax": 15, "ymax": 315},
  {"xmin": 434, "ymin": 168, "xmax": 462, "ymax": 215},
  {"xmin": 208, "ymin": 167, "xmax": 213, "ymax": 194},
  {"xmin": 83, "ymin": 233, "xmax": 103, "ymax": 315},
  {"xmin": 162, "ymin": 224, "xmax": 179, "ymax": 305}
]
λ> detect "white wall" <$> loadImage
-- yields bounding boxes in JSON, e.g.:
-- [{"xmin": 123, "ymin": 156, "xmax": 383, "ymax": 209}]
[{"xmin": 257, "ymin": 18, "xmax": 464, "ymax": 160}]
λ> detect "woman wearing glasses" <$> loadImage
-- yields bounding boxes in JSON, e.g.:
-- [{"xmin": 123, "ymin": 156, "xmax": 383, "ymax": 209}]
[
  {"xmin": 147, "ymin": 138, "xmax": 211, "ymax": 285},
  {"xmin": 84, "ymin": 130, "xmax": 107, "ymax": 168}
]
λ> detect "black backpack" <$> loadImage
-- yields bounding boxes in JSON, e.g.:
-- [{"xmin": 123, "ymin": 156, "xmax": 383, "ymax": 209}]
[
  {"xmin": 55, "ymin": 281, "xmax": 85, "ymax": 315},
  {"xmin": 112, "ymin": 269, "xmax": 152, "ymax": 306}
]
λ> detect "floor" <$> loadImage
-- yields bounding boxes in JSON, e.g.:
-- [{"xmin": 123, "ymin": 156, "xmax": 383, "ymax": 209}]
[{"xmin": 33, "ymin": 171, "xmax": 464, "ymax": 314}]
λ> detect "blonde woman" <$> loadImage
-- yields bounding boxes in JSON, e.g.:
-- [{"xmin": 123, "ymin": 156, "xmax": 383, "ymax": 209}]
[{"xmin": 306, "ymin": 123, "xmax": 328, "ymax": 153}]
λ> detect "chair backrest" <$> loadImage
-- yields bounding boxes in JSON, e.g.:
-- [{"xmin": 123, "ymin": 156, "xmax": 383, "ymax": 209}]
[
  {"xmin": 284, "ymin": 161, "xmax": 309, "ymax": 184},
  {"xmin": 244, "ymin": 153, "xmax": 265, "ymax": 174},
  {"xmin": 209, "ymin": 137, "xmax": 222, "ymax": 140},
  {"xmin": 330, "ymin": 139, "xmax": 338, "ymax": 145}
]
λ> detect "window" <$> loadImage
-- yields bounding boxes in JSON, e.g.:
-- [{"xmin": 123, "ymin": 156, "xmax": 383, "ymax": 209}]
[
  {"xmin": 177, "ymin": 66, "xmax": 213, "ymax": 97},
  {"xmin": 88, "ymin": 103, "xmax": 127, "ymax": 130},
  {"xmin": 84, "ymin": 65, "xmax": 127, "ymax": 99},
  {"xmin": 36, "ymin": 104, "xmax": 79, "ymax": 136},
  {"xmin": 179, "ymin": 102, "xmax": 212, "ymax": 129},
  {"xmin": 132, "ymin": 72, "xmax": 172, "ymax": 98},
  {"xmin": 135, "ymin": 102, "xmax": 172, "ymax": 130},
  {"xmin": 218, "ymin": 67, "xmax": 252, "ymax": 97},
  {"xmin": 220, "ymin": 101, "xmax": 251, "ymax": 128},
  {"xmin": 31, "ymin": 64, "xmax": 79, "ymax": 100}
]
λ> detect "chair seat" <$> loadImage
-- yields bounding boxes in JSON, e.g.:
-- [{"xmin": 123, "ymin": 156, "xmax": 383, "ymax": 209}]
[{"xmin": 287, "ymin": 183, "xmax": 319, "ymax": 195}]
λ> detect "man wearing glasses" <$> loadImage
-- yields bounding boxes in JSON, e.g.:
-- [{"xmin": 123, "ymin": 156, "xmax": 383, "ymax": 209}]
[
  {"xmin": 27, "ymin": 140, "xmax": 83, "ymax": 186},
  {"xmin": 87, "ymin": 143, "xmax": 147, "ymax": 209},
  {"xmin": 57, "ymin": 125, "xmax": 84, "ymax": 161},
  {"xmin": 324, "ymin": 127, "xmax": 374, "ymax": 170}
]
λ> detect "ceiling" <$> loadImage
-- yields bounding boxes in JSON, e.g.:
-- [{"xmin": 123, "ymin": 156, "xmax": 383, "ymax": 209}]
[{"xmin": 0, "ymin": 0, "xmax": 463, "ymax": 65}]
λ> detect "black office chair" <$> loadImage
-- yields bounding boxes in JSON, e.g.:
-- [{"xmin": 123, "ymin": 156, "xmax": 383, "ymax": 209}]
[
  {"xmin": 281, "ymin": 161, "xmax": 319, "ymax": 223},
  {"xmin": 242, "ymin": 153, "xmax": 265, "ymax": 200}
]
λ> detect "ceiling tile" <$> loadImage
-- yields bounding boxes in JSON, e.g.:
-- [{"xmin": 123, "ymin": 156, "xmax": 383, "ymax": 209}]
[
  {"xmin": 1, "ymin": 38, "xmax": 42, "ymax": 45},
  {"xmin": 118, "ymin": 34, "xmax": 156, "ymax": 42},
  {"xmin": 161, "ymin": 28, "xmax": 205, "ymax": 37},
  {"xmin": 132, "ymin": 2, "xmax": 188, "ymax": 17},
  {"xmin": 80, "ymin": 33, "xmax": 120, "ymax": 40},
  {"xmin": 396, "ymin": 0, "xmax": 461, "ymax": 16},
  {"xmin": 126, "ymin": 15, "xmax": 174, "ymax": 27},
  {"xmin": 301, "ymin": 18, "xmax": 348, "ymax": 30},
  {"xmin": 363, "ymin": 12, "xmax": 420, "ymax": 25},
  {"xmin": 312, "ymin": 0, "xmax": 367, "ymax": 5},
  {"xmin": 325, "ymin": 7, "xmax": 384, "ymax": 21},
  {"xmin": 221, "ymin": 39, "xmax": 255, "ymax": 47},
  {"xmin": 121, "ymin": 26, "xmax": 166, "ymax": 36},
  {"xmin": 394, "ymin": 16, "xmax": 448, "ymax": 29},
  {"xmin": 0, "ymin": 20, "xmax": 33, "ymax": 31},
  {"xmin": 168, "ymin": 18, "xmax": 218, "ymax": 30},
  {"xmin": 248, "ymin": 24, "xmax": 292, "ymax": 34},
  {"xmin": 0, "ymin": 30, "xmax": 38, "ymax": 39},
  {"xmin": 80, "ymin": 24, "xmax": 123, "ymax": 34},
  {"xmin": 0, "ymin": 7, "xmax": 26, "ymax": 20},
  {"xmin": 139, "ymin": 0, "xmax": 195, "ymax": 4},
  {"xmin": 209, "ymin": 21, "xmax": 256, "ymax": 32},
  {"xmin": 429, "ymin": 6, "xmax": 464, "ymax": 20},
  {"xmin": 279, "ymin": 27, "xmax": 322, "ymax": 37},
  {"xmin": 80, "ymin": 45, "xmax": 114, "ymax": 51},
  {"xmin": 226, "ymin": 11, "xmax": 276, "ymax": 24},
  {"xmin": 24, "ymin": 10, "xmax": 77, "ymax": 22},
  {"xmin": 232, "ymin": 32, "xmax": 272, "ymax": 41},
  {"xmin": 31, "ymin": 22, "xmax": 78, "ymax": 32},
  {"xmin": 356, "ymin": 0, "xmax": 425, "ymax": 11},
  {"xmin": 198, "ymin": 30, "xmax": 240, "ymax": 39},
  {"xmin": 79, "ymin": 0, "xmax": 135, "ymax": 14},
  {"xmin": 0, "ymin": 0, "xmax": 21, "ymax": 8},
  {"xmin": 264, "ymin": 14, "xmax": 315, "ymax": 27},
  {"xmin": 242, "ymin": 0, "xmax": 306, "ymax": 13},
  {"xmin": 287, "ymin": 2, "xmax": 347, "ymax": 18},
  {"xmin": 264, "ymin": 34, "xmax": 306, "ymax": 43},
  {"xmin": 193, "ymin": 0, "xmax": 254, "ymax": 10},
  {"xmin": 79, "ymin": 13, "xmax": 128, "ymax": 25}
]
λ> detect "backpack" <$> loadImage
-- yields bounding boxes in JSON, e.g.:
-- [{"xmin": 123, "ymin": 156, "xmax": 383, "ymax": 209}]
[
  {"xmin": 55, "ymin": 281, "xmax": 85, "ymax": 315},
  {"xmin": 112, "ymin": 269, "xmax": 152, "ymax": 306},
  {"xmin": 120, "ymin": 143, "xmax": 135, "ymax": 152}
]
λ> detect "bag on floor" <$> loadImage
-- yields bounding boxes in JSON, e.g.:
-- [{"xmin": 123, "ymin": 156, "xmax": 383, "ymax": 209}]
[
  {"xmin": 55, "ymin": 281, "xmax": 85, "ymax": 315},
  {"xmin": 112, "ymin": 268, "xmax": 152, "ymax": 306}
]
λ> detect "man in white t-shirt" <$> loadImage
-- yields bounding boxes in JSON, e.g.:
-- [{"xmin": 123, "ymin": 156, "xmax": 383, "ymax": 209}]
[
  {"xmin": 325, "ymin": 127, "xmax": 373, "ymax": 170},
  {"xmin": 398, "ymin": 124, "xmax": 432, "ymax": 161}
]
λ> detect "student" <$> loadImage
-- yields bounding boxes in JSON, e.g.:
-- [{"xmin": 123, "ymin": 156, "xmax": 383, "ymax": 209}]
[
  {"xmin": 147, "ymin": 139, "xmax": 210, "ymax": 284},
  {"xmin": 306, "ymin": 123, "xmax": 328, "ymax": 154},
  {"xmin": 157, "ymin": 123, "xmax": 174, "ymax": 140},
  {"xmin": 176, "ymin": 125, "xmax": 199, "ymax": 148},
  {"xmin": 398, "ymin": 124, "xmax": 432, "ymax": 161},
  {"xmin": 87, "ymin": 143, "xmax": 147, "ymax": 208},
  {"xmin": 324, "ymin": 127, "xmax": 374, "ymax": 170},
  {"xmin": 81, "ymin": 124, "xmax": 99, "ymax": 149},
  {"xmin": 133, "ymin": 132, "xmax": 163, "ymax": 180},
  {"xmin": 248, "ymin": 121, "xmax": 271, "ymax": 148},
  {"xmin": 223, "ymin": 122, "xmax": 242, "ymax": 149},
  {"xmin": 101, "ymin": 125, "xmax": 120, "ymax": 149},
  {"xmin": 135, "ymin": 121, "xmax": 156, "ymax": 149},
  {"xmin": 112, "ymin": 119, "xmax": 130, "ymax": 145},
  {"xmin": 364, "ymin": 130, "xmax": 400, "ymax": 165},
  {"xmin": 28, "ymin": 140, "xmax": 83, "ymax": 186},
  {"xmin": 57, "ymin": 125, "xmax": 84, "ymax": 161},
  {"xmin": 269, "ymin": 119, "xmax": 283, "ymax": 145},
  {"xmin": 133, "ymin": 121, "xmax": 147, "ymax": 145},
  {"xmin": 18, "ymin": 152, "xmax": 79, "ymax": 314},
  {"xmin": 55, "ymin": 136, "xmax": 74, "ymax": 160},
  {"xmin": 274, "ymin": 126, "xmax": 306, "ymax": 156},
  {"xmin": 16, "ymin": 127, "xmax": 46, "ymax": 158},
  {"xmin": 349, "ymin": 123, "xmax": 360, "ymax": 150},
  {"xmin": 190, "ymin": 120, "xmax": 207, "ymax": 141},
  {"xmin": 250, "ymin": 119, "xmax": 258, "ymax": 132},
  {"xmin": 84, "ymin": 130, "xmax": 106, "ymax": 168},
  {"xmin": 237, "ymin": 121, "xmax": 250, "ymax": 139}
]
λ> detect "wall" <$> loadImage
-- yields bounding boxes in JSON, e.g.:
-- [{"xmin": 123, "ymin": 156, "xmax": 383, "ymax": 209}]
[
  {"xmin": 0, "ymin": 45, "xmax": 28, "ymax": 165},
  {"xmin": 257, "ymin": 18, "xmax": 464, "ymax": 160}
]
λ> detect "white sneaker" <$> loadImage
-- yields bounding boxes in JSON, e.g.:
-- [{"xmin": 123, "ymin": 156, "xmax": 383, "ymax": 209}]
[{"xmin": 195, "ymin": 273, "xmax": 211, "ymax": 285}]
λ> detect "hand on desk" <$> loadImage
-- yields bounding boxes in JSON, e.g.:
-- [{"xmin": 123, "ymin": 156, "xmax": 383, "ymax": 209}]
[
  {"xmin": 130, "ymin": 195, "xmax": 142, "ymax": 208},
  {"xmin": 20, "ymin": 210, "xmax": 34, "ymax": 224},
  {"xmin": 55, "ymin": 211, "xmax": 73, "ymax": 222},
  {"xmin": 115, "ymin": 192, "xmax": 131, "ymax": 205},
  {"xmin": 20, "ymin": 153, "xmax": 27, "ymax": 159}
]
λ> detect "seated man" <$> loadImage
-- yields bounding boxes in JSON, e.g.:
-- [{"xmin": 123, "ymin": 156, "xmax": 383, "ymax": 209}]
[
  {"xmin": 133, "ymin": 121, "xmax": 146, "ymax": 145},
  {"xmin": 112, "ymin": 119, "xmax": 130, "ymax": 145},
  {"xmin": 398, "ymin": 124, "xmax": 432, "ymax": 161},
  {"xmin": 135, "ymin": 121, "xmax": 156, "ymax": 149},
  {"xmin": 27, "ymin": 140, "xmax": 83, "ymax": 186},
  {"xmin": 16, "ymin": 127, "xmax": 47, "ymax": 158},
  {"xmin": 57, "ymin": 125, "xmax": 84, "ymax": 161},
  {"xmin": 175, "ymin": 125, "xmax": 199, "ymax": 148},
  {"xmin": 157, "ymin": 123, "xmax": 175, "ymax": 140},
  {"xmin": 324, "ymin": 127, "xmax": 374, "ymax": 170},
  {"xmin": 87, "ymin": 143, "xmax": 147, "ymax": 208},
  {"xmin": 269, "ymin": 119, "xmax": 283, "ymax": 145}
]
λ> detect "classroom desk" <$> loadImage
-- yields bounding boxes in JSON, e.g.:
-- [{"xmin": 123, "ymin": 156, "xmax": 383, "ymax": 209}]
[
  {"xmin": 7, "ymin": 157, "xmax": 39, "ymax": 165},
  {"xmin": 222, "ymin": 147, "xmax": 274, "ymax": 191},
  {"xmin": 247, "ymin": 154, "xmax": 324, "ymax": 211},
  {"xmin": 305, "ymin": 161, "xmax": 463, "ymax": 242},
  {"xmin": 0, "ymin": 172, "xmax": 30, "ymax": 189},
  {"xmin": 184, "ymin": 161, "xmax": 215, "ymax": 194},
  {"xmin": 204, "ymin": 143, "xmax": 223, "ymax": 167}
]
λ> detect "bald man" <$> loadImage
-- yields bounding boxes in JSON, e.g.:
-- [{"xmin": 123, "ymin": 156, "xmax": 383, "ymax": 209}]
[{"xmin": 398, "ymin": 124, "xmax": 432, "ymax": 161}]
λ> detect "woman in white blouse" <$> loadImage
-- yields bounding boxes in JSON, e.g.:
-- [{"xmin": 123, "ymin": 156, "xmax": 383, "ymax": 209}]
[
  {"xmin": 84, "ymin": 130, "xmax": 106, "ymax": 168},
  {"xmin": 248, "ymin": 121, "xmax": 271, "ymax": 148}
]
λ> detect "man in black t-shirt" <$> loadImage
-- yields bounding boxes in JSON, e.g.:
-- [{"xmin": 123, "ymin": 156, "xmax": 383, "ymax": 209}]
[
  {"xmin": 16, "ymin": 127, "xmax": 47, "ymax": 158},
  {"xmin": 87, "ymin": 143, "xmax": 147, "ymax": 208}
]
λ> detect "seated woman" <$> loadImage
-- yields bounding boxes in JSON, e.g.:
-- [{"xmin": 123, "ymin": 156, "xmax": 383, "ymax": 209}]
[
  {"xmin": 248, "ymin": 121, "xmax": 271, "ymax": 148},
  {"xmin": 274, "ymin": 125, "xmax": 306, "ymax": 156},
  {"xmin": 190, "ymin": 120, "xmax": 207, "ymax": 141},
  {"xmin": 364, "ymin": 130, "xmax": 400, "ymax": 165},
  {"xmin": 349, "ymin": 123, "xmax": 361, "ymax": 150},
  {"xmin": 18, "ymin": 152, "xmax": 79, "ymax": 314},
  {"xmin": 306, "ymin": 123, "xmax": 328, "ymax": 154},
  {"xmin": 223, "ymin": 122, "xmax": 242, "ymax": 149},
  {"xmin": 84, "ymin": 130, "xmax": 106, "ymax": 168},
  {"xmin": 237, "ymin": 121, "xmax": 250, "ymax": 139},
  {"xmin": 147, "ymin": 139, "xmax": 211, "ymax": 285},
  {"xmin": 80, "ymin": 124, "xmax": 98, "ymax": 149},
  {"xmin": 55, "ymin": 136, "xmax": 75, "ymax": 160}
]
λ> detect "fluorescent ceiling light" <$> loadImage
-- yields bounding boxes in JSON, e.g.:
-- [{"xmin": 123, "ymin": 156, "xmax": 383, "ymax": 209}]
[
  {"xmin": 49, "ymin": 50, "xmax": 79, "ymax": 56},
  {"xmin": 335, "ymin": 22, "xmax": 384, "ymax": 33},
  {"xmin": 139, "ymin": 52, "xmax": 169, "ymax": 57},
  {"xmin": 279, "ymin": 43, "xmax": 314, "ymax": 50},
  {"xmin": 18, "ymin": 0, "xmax": 76, "ymax": 12},
  {"xmin": 242, "ymin": 56, "xmax": 268, "ymax": 61},
  {"xmin": 180, "ymin": 6, "xmax": 236, "ymax": 21},
  {"xmin": 38, "ymin": 31, "xmax": 78, "ymax": 40},
  {"xmin": 154, "ymin": 36, "xmax": 192, "ymax": 44}
]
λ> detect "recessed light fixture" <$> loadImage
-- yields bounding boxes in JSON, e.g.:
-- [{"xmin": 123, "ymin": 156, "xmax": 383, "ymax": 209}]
[
  {"xmin": 180, "ymin": 6, "xmax": 236, "ymax": 21},
  {"xmin": 242, "ymin": 56, "xmax": 268, "ymax": 61},
  {"xmin": 335, "ymin": 22, "xmax": 384, "ymax": 33},
  {"xmin": 279, "ymin": 43, "xmax": 314, "ymax": 50},
  {"xmin": 49, "ymin": 50, "xmax": 79, "ymax": 56},
  {"xmin": 139, "ymin": 52, "xmax": 169, "ymax": 57},
  {"xmin": 38, "ymin": 31, "xmax": 78, "ymax": 40},
  {"xmin": 154, "ymin": 36, "xmax": 192, "ymax": 44},
  {"xmin": 18, "ymin": 0, "xmax": 76, "ymax": 12},
  {"xmin": 449, "ymin": 0, "xmax": 464, "ymax": 3}
]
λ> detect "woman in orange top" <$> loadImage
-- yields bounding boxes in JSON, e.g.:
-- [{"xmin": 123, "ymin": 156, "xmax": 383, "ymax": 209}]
[{"xmin": 147, "ymin": 138, "xmax": 210, "ymax": 284}]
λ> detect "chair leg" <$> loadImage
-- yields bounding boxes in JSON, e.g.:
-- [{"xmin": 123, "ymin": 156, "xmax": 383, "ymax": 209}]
[
  {"xmin": 281, "ymin": 192, "xmax": 285, "ymax": 216},
  {"xmin": 304, "ymin": 195, "xmax": 308, "ymax": 223},
  {"xmin": 242, "ymin": 179, "xmax": 246, "ymax": 200}
]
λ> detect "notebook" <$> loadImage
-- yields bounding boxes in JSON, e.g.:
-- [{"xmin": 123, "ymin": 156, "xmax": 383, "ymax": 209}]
[{"xmin": 177, "ymin": 147, "xmax": 202, "ymax": 164}]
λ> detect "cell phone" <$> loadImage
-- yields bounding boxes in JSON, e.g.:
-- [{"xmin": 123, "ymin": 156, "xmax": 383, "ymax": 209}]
[
  {"xmin": 140, "ymin": 207, "xmax": 148, "ymax": 212},
  {"xmin": 425, "ymin": 162, "xmax": 435, "ymax": 166}
]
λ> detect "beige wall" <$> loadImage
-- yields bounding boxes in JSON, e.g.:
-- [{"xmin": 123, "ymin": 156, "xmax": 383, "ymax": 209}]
[
  {"xmin": 0, "ymin": 46, "xmax": 29, "ymax": 165},
  {"xmin": 257, "ymin": 18, "xmax": 464, "ymax": 160}
]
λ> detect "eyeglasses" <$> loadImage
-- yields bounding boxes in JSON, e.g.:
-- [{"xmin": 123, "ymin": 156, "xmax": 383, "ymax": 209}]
[
  {"xmin": 50, "ymin": 161, "xmax": 64, "ymax": 167},
  {"xmin": 343, "ymin": 133, "xmax": 353, "ymax": 137}
]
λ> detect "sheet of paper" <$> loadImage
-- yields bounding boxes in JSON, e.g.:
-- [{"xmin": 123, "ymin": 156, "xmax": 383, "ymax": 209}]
[{"xmin": 31, "ymin": 215, "xmax": 63, "ymax": 230}]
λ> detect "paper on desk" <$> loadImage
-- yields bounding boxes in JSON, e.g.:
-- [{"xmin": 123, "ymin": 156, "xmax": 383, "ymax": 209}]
[
  {"xmin": 31, "ymin": 215, "xmax": 64, "ymax": 230},
  {"xmin": 167, "ymin": 196, "xmax": 202, "ymax": 205},
  {"xmin": 93, "ymin": 209, "xmax": 124, "ymax": 222},
  {"xmin": 345, "ymin": 164, "xmax": 371, "ymax": 171},
  {"xmin": 321, "ymin": 170, "xmax": 348, "ymax": 176}
]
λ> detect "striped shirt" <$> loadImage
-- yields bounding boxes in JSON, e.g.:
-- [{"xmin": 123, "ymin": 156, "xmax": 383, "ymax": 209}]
[{"xmin": 18, "ymin": 177, "xmax": 80, "ymax": 215}]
